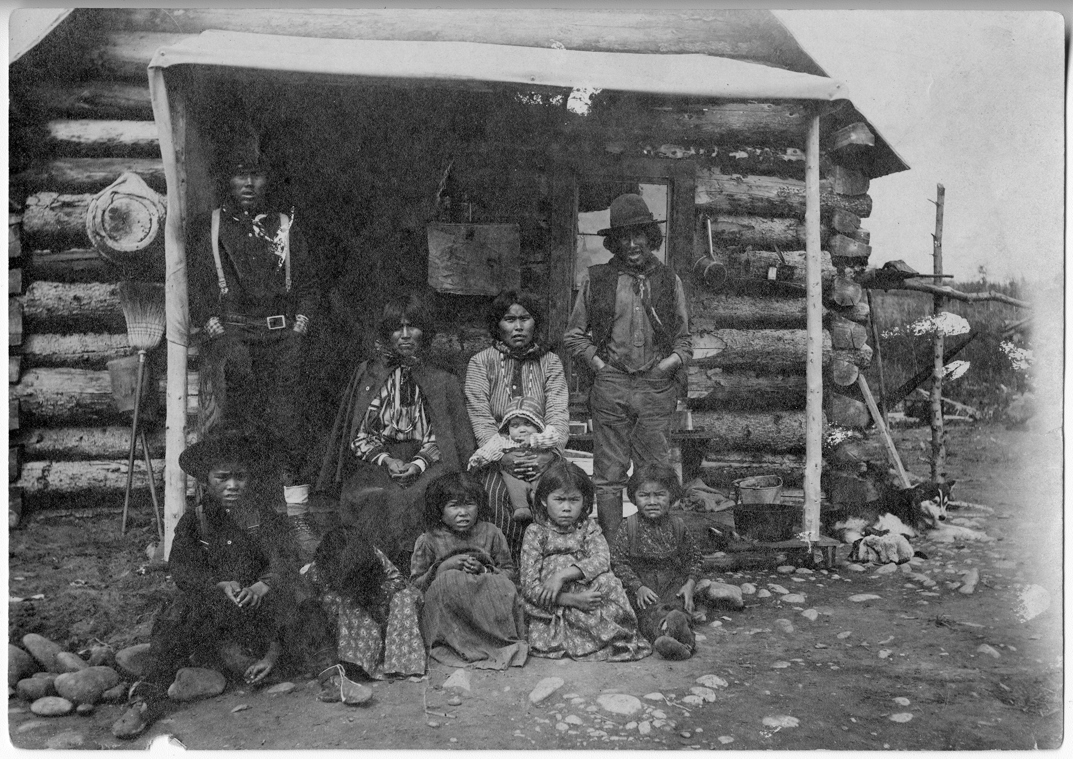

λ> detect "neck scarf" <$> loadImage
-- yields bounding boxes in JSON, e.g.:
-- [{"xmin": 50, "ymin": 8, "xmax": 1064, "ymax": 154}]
[
  {"xmin": 607, "ymin": 254, "xmax": 666, "ymax": 333},
  {"xmin": 374, "ymin": 339, "xmax": 422, "ymax": 410},
  {"xmin": 492, "ymin": 339, "xmax": 544, "ymax": 400}
]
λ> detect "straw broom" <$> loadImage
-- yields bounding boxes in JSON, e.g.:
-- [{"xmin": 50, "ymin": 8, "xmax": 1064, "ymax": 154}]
[{"xmin": 118, "ymin": 281, "xmax": 166, "ymax": 538}]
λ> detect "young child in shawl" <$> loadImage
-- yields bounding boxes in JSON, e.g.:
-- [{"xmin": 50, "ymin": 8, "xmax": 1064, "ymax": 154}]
[
  {"xmin": 298, "ymin": 527, "xmax": 425, "ymax": 703},
  {"xmin": 410, "ymin": 472, "xmax": 528, "ymax": 669},
  {"xmin": 467, "ymin": 396, "xmax": 562, "ymax": 523},
  {"xmin": 609, "ymin": 464, "xmax": 701, "ymax": 660},
  {"xmin": 519, "ymin": 460, "xmax": 651, "ymax": 662}
]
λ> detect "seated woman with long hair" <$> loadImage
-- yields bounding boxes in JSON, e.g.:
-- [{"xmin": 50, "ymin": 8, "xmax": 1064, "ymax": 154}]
[{"xmin": 316, "ymin": 294, "xmax": 475, "ymax": 568}]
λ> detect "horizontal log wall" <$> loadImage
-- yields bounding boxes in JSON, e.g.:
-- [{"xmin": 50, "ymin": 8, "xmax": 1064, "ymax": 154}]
[{"xmin": 10, "ymin": 8, "xmax": 890, "ymax": 507}]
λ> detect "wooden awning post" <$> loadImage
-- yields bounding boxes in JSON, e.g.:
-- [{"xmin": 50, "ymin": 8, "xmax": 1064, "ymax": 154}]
[
  {"xmin": 930, "ymin": 184, "xmax": 946, "ymax": 482},
  {"xmin": 148, "ymin": 68, "xmax": 190, "ymax": 559},
  {"xmin": 803, "ymin": 108, "xmax": 823, "ymax": 538}
]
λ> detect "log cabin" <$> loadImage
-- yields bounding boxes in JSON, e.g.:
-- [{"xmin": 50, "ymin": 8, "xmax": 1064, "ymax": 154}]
[{"xmin": 8, "ymin": 9, "xmax": 909, "ymax": 554}]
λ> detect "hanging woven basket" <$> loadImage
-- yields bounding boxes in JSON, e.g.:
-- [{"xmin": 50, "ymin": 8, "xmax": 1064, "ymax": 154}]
[{"xmin": 86, "ymin": 172, "xmax": 167, "ymax": 279}]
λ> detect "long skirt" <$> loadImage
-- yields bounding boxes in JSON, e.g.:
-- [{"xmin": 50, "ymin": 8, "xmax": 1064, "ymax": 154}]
[
  {"xmin": 340, "ymin": 447, "xmax": 443, "ymax": 567},
  {"xmin": 321, "ymin": 587, "xmax": 426, "ymax": 679},
  {"xmin": 525, "ymin": 570, "xmax": 651, "ymax": 662},
  {"xmin": 478, "ymin": 467, "xmax": 527, "ymax": 565},
  {"xmin": 421, "ymin": 569, "xmax": 528, "ymax": 670}
]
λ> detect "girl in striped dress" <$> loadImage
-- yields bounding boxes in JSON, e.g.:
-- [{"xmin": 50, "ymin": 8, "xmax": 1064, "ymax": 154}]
[{"xmin": 410, "ymin": 472, "xmax": 528, "ymax": 670}]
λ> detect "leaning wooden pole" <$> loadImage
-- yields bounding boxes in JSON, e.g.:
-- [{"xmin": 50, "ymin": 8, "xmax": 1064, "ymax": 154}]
[
  {"xmin": 930, "ymin": 184, "xmax": 946, "ymax": 482},
  {"xmin": 148, "ymin": 68, "xmax": 190, "ymax": 559},
  {"xmin": 803, "ymin": 110, "xmax": 823, "ymax": 538}
]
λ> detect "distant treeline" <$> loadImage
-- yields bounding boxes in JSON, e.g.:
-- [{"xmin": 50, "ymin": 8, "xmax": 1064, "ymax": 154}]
[{"xmin": 868, "ymin": 278, "xmax": 1030, "ymax": 419}]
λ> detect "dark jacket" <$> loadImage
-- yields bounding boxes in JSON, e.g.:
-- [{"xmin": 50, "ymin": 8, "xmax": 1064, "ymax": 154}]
[{"xmin": 316, "ymin": 359, "xmax": 476, "ymax": 493}]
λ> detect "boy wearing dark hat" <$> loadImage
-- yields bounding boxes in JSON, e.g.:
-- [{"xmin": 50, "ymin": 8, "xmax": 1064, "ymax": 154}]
[
  {"xmin": 563, "ymin": 193, "xmax": 692, "ymax": 541},
  {"xmin": 189, "ymin": 143, "xmax": 323, "ymax": 558},
  {"xmin": 111, "ymin": 432, "xmax": 299, "ymax": 739}
]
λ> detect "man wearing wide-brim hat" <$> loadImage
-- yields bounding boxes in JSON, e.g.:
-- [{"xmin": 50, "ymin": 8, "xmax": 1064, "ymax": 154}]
[
  {"xmin": 564, "ymin": 193, "xmax": 692, "ymax": 541},
  {"xmin": 188, "ymin": 133, "xmax": 323, "ymax": 559}
]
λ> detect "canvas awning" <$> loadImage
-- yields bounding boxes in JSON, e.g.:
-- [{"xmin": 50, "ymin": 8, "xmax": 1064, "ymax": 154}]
[
  {"xmin": 148, "ymin": 32, "xmax": 831, "ymax": 557},
  {"xmin": 148, "ymin": 30, "xmax": 849, "ymax": 101}
]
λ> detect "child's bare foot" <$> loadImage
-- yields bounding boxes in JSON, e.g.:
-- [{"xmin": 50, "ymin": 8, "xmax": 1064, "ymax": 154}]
[{"xmin": 512, "ymin": 507, "xmax": 533, "ymax": 523}]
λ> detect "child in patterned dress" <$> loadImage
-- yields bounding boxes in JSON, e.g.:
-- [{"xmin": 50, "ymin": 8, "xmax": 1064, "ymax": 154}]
[
  {"xmin": 300, "ymin": 527, "xmax": 425, "ymax": 702},
  {"xmin": 519, "ymin": 460, "xmax": 651, "ymax": 661}
]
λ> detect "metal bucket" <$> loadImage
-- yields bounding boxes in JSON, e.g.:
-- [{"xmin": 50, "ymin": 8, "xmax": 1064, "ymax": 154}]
[{"xmin": 732, "ymin": 475, "xmax": 798, "ymax": 542}]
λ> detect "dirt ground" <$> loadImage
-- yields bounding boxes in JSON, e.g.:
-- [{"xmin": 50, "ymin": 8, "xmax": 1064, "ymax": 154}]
[{"xmin": 7, "ymin": 422, "xmax": 1063, "ymax": 750}]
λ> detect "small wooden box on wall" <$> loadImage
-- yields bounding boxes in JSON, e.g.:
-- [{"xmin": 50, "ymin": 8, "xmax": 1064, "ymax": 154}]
[{"xmin": 427, "ymin": 223, "xmax": 520, "ymax": 296}]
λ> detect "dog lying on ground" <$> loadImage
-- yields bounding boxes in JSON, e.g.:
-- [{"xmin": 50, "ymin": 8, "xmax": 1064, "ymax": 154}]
[{"xmin": 822, "ymin": 480, "xmax": 990, "ymax": 562}]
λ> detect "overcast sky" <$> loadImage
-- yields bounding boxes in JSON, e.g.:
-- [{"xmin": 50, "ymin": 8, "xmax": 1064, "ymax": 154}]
[{"xmin": 774, "ymin": 10, "xmax": 1065, "ymax": 285}]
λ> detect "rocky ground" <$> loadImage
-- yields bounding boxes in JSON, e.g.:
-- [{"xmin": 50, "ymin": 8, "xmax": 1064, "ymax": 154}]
[{"xmin": 6, "ymin": 422, "xmax": 1064, "ymax": 750}]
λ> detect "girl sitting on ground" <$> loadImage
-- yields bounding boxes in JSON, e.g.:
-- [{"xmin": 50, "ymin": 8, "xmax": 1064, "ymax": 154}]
[
  {"xmin": 410, "ymin": 471, "xmax": 528, "ymax": 669},
  {"xmin": 519, "ymin": 460, "xmax": 651, "ymax": 662},
  {"xmin": 298, "ymin": 527, "xmax": 425, "ymax": 703},
  {"xmin": 609, "ymin": 464, "xmax": 701, "ymax": 660}
]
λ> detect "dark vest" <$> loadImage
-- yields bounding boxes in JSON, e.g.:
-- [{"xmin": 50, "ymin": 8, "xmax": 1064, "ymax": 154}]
[{"xmin": 588, "ymin": 262, "xmax": 680, "ymax": 359}]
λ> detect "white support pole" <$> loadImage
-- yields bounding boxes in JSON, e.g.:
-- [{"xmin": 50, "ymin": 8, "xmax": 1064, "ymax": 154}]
[
  {"xmin": 148, "ymin": 68, "xmax": 189, "ymax": 560},
  {"xmin": 803, "ymin": 109, "xmax": 823, "ymax": 538}
]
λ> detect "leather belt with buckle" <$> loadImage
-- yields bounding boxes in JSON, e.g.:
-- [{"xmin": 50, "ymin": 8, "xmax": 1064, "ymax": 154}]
[{"xmin": 224, "ymin": 313, "xmax": 289, "ymax": 330}]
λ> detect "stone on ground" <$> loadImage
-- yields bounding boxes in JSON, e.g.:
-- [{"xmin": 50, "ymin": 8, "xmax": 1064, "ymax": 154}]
[
  {"xmin": 46, "ymin": 730, "xmax": 86, "ymax": 749},
  {"xmin": 114, "ymin": 644, "xmax": 153, "ymax": 679},
  {"xmin": 596, "ymin": 694, "xmax": 642, "ymax": 716},
  {"xmin": 848, "ymin": 594, "xmax": 882, "ymax": 602},
  {"xmin": 442, "ymin": 668, "xmax": 471, "ymax": 691},
  {"xmin": 705, "ymin": 582, "xmax": 744, "ymax": 610},
  {"xmin": 689, "ymin": 686, "xmax": 717, "ymax": 702},
  {"xmin": 54, "ymin": 666, "xmax": 121, "ymax": 705},
  {"xmin": 774, "ymin": 618, "xmax": 795, "ymax": 634},
  {"xmin": 54, "ymin": 652, "xmax": 90, "ymax": 673},
  {"xmin": 30, "ymin": 696, "xmax": 74, "ymax": 717},
  {"xmin": 977, "ymin": 644, "xmax": 1001, "ymax": 659},
  {"xmin": 9, "ymin": 644, "xmax": 39, "ymax": 686},
  {"xmin": 696, "ymin": 674, "xmax": 728, "ymax": 689},
  {"xmin": 740, "ymin": 583, "xmax": 757, "ymax": 595},
  {"xmin": 643, "ymin": 692, "xmax": 664, "ymax": 701},
  {"xmin": 776, "ymin": 565, "xmax": 795, "ymax": 574},
  {"xmin": 528, "ymin": 677, "xmax": 565, "ymax": 704},
  {"xmin": 21, "ymin": 634, "xmax": 64, "ymax": 672},
  {"xmin": 100, "ymin": 683, "xmax": 128, "ymax": 703},
  {"xmin": 266, "ymin": 682, "xmax": 296, "ymax": 694},
  {"xmin": 17, "ymin": 675, "xmax": 57, "ymax": 701},
  {"xmin": 87, "ymin": 647, "xmax": 116, "ymax": 668},
  {"xmin": 76, "ymin": 703, "xmax": 95, "ymax": 715},
  {"xmin": 782, "ymin": 594, "xmax": 806, "ymax": 604},
  {"xmin": 801, "ymin": 609, "xmax": 819, "ymax": 622},
  {"xmin": 756, "ymin": 589, "xmax": 771, "ymax": 598},
  {"xmin": 168, "ymin": 667, "xmax": 226, "ymax": 702}
]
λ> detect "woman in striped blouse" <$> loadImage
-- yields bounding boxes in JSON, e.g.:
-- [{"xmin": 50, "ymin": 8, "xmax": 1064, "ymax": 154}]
[{"xmin": 464, "ymin": 290, "xmax": 570, "ymax": 560}]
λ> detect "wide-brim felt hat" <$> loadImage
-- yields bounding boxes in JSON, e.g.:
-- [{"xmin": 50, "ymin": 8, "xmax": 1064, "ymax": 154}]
[
  {"xmin": 179, "ymin": 429, "xmax": 272, "ymax": 480},
  {"xmin": 596, "ymin": 193, "xmax": 666, "ymax": 236}
]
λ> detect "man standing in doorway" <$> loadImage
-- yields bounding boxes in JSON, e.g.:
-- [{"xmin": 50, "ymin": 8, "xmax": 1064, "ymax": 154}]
[
  {"xmin": 564, "ymin": 193, "xmax": 692, "ymax": 541},
  {"xmin": 189, "ymin": 142, "xmax": 323, "ymax": 559}
]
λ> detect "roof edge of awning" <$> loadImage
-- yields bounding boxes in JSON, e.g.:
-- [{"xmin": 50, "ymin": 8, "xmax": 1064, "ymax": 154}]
[{"xmin": 148, "ymin": 30, "xmax": 849, "ymax": 102}]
